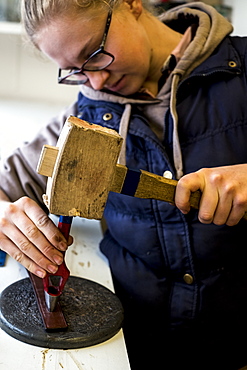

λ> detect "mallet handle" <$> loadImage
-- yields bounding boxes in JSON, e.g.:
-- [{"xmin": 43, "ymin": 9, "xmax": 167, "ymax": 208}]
[{"xmin": 111, "ymin": 164, "xmax": 247, "ymax": 220}]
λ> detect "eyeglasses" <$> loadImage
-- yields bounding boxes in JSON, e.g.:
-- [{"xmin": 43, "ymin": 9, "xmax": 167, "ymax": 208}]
[{"xmin": 58, "ymin": 9, "xmax": 114, "ymax": 85}]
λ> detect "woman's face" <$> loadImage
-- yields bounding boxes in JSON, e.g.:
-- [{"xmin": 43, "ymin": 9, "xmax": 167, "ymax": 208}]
[{"xmin": 36, "ymin": 1, "xmax": 155, "ymax": 96}]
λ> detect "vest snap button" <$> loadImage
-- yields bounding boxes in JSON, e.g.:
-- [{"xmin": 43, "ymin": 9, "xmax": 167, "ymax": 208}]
[
  {"xmin": 183, "ymin": 274, "xmax": 194, "ymax": 285},
  {"xmin": 163, "ymin": 170, "xmax": 173, "ymax": 179},
  {"xmin": 228, "ymin": 61, "xmax": 237, "ymax": 68},
  {"xmin": 103, "ymin": 113, "xmax": 113, "ymax": 121}
]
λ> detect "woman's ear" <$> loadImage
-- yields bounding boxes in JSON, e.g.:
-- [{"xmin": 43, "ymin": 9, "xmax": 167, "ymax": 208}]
[{"xmin": 123, "ymin": 0, "xmax": 143, "ymax": 18}]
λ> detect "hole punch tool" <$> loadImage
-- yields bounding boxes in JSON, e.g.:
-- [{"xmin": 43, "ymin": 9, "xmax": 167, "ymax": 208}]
[{"xmin": 43, "ymin": 215, "xmax": 73, "ymax": 311}]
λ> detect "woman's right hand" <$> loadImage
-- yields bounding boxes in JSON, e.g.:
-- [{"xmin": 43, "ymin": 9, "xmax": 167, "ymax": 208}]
[{"xmin": 0, "ymin": 195, "xmax": 71, "ymax": 278}]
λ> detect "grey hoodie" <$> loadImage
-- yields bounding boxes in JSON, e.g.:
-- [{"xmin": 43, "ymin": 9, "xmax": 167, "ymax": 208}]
[{"xmin": 0, "ymin": 2, "xmax": 233, "ymax": 204}]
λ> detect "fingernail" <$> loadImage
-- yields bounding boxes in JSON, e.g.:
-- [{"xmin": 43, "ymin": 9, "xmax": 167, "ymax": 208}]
[
  {"xmin": 53, "ymin": 255, "xmax": 63, "ymax": 265},
  {"xmin": 58, "ymin": 242, "xmax": 68, "ymax": 251},
  {"xmin": 36, "ymin": 270, "xmax": 46, "ymax": 278},
  {"xmin": 48, "ymin": 264, "xmax": 58, "ymax": 274}
]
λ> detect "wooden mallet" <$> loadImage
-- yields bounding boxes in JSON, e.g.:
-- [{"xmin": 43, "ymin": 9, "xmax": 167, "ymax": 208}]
[
  {"xmin": 36, "ymin": 115, "xmax": 201, "ymax": 219},
  {"xmin": 37, "ymin": 115, "xmax": 247, "ymax": 221}
]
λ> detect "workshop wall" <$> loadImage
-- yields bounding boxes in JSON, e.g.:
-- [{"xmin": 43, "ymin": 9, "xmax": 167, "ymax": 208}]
[
  {"xmin": 223, "ymin": 0, "xmax": 247, "ymax": 35},
  {"xmin": 0, "ymin": 22, "xmax": 78, "ymax": 104}
]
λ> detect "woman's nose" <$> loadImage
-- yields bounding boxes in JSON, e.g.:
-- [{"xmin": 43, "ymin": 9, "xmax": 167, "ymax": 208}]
[{"xmin": 85, "ymin": 70, "xmax": 110, "ymax": 90}]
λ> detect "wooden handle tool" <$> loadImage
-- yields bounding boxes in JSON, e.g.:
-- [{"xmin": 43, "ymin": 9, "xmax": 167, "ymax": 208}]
[{"xmin": 37, "ymin": 116, "xmax": 247, "ymax": 221}]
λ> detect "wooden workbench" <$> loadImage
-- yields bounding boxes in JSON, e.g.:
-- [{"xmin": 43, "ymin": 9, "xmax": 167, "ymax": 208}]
[{"xmin": 0, "ymin": 216, "xmax": 130, "ymax": 370}]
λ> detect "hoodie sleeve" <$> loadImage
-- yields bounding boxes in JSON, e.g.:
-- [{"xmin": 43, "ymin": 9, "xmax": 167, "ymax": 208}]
[{"xmin": 0, "ymin": 101, "xmax": 78, "ymax": 211}]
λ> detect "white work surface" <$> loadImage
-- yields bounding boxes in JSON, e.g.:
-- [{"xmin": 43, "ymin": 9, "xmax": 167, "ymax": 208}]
[{"xmin": 0, "ymin": 216, "xmax": 131, "ymax": 370}]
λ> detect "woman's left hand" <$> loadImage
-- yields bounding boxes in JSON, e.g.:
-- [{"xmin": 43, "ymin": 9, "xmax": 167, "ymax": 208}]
[{"xmin": 175, "ymin": 164, "xmax": 247, "ymax": 226}]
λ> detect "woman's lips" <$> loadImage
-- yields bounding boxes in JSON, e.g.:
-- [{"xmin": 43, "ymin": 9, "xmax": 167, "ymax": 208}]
[{"xmin": 106, "ymin": 75, "xmax": 125, "ymax": 92}]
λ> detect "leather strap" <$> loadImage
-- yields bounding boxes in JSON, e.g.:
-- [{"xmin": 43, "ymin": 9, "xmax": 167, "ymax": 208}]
[{"xmin": 28, "ymin": 271, "xmax": 68, "ymax": 331}]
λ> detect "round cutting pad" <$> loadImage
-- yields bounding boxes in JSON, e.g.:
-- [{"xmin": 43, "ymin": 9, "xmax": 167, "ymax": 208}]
[{"xmin": 0, "ymin": 276, "xmax": 124, "ymax": 349}]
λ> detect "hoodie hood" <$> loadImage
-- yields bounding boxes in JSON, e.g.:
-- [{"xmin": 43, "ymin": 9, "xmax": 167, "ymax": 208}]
[
  {"xmin": 79, "ymin": 2, "xmax": 233, "ymax": 177},
  {"xmin": 161, "ymin": 2, "xmax": 233, "ymax": 80}
]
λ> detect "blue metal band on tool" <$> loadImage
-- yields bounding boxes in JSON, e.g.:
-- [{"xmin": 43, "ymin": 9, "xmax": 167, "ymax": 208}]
[
  {"xmin": 0, "ymin": 250, "xmax": 7, "ymax": 267},
  {"xmin": 59, "ymin": 216, "xmax": 73, "ymax": 224},
  {"xmin": 121, "ymin": 168, "xmax": 141, "ymax": 196}
]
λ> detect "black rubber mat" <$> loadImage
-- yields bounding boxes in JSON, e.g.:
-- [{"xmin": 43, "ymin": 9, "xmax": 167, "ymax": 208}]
[{"xmin": 0, "ymin": 276, "xmax": 124, "ymax": 349}]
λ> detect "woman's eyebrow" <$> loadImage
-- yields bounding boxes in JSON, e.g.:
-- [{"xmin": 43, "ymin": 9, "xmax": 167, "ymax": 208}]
[
  {"xmin": 78, "ymin": 36, "xmax": 100, "ymax": 60},
  {"xmin": 62, "ymin": 66, "xmax": 80, "ymax": 70},
  {"xmin": 61, "ymin": 29, "xmax": 101, "ymax": 70},
  {"xmin": 60, "ymin": 44, "xmax": 91, "ymax": 70}
]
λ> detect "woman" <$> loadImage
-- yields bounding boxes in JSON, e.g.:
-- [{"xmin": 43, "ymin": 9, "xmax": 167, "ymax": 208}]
[{"xmin": 1, "ymin": 0, "xmax": 247, "ymax": 368}]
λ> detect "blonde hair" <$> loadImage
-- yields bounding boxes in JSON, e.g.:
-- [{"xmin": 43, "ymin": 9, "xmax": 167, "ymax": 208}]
[
  {"xmin": 21, "ymin": 0, "xmax": 118, "ymax": 42},
  {"xmin": 21, "ymin": 0, "xmax": 154, "ymax": 43}
]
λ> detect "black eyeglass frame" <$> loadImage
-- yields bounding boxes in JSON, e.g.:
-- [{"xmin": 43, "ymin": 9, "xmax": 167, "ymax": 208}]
[{"xmin": 58, "ymin": 8, "xmax": 114, "ymax": 85}]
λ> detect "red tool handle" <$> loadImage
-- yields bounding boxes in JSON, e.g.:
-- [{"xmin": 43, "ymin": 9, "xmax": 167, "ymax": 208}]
[{"xmin": 43, "ymin": 216, "xmax": 72, "ymax": 296}]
